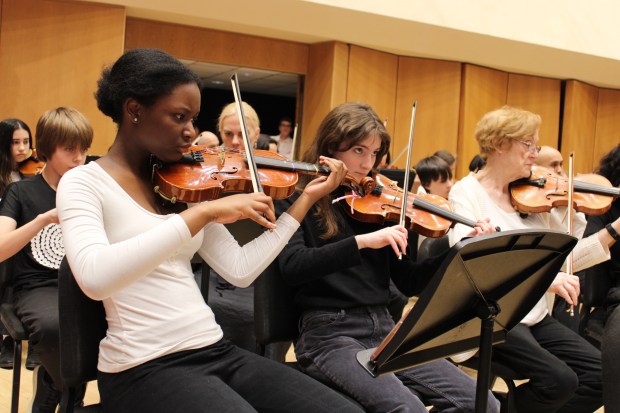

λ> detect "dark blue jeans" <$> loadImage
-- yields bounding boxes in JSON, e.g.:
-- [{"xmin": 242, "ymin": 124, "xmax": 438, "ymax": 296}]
[
  {"xmin": 493, "ymin": 315, "xmax": 602, "ymax": 413},
  {"xmin": 295, "ymin": 306, "xmax": 499, "ymax": 413},
  {"xmin": 98, "ymin": 339, "xmax": 363, "ymax": 413}
]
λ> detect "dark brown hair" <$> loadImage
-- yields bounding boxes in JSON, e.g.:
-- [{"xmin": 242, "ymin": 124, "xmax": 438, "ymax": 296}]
[{"xmin": 301, "ymin": 102, "xmax": 390, "ymax": 239}]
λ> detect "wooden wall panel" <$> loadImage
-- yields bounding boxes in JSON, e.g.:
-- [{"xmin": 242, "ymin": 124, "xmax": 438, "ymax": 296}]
[
  {"xmin": 593, "ymin": 88, "xmax": 620, "ymax": 170},
  {"xmin": 346, "ymin": 46, "xmax": 398, "ymax": 139},
  {"xmin": 562, "ymin": 80, "xmax": 599, "ymax": 174},
  {"xmin": 507, "ymin": 74, "xmax": 561, "ymax": 148},
  {"xmin": 125, "ymin": 18, "xmax": 308, "ymax": 75},
  {"xmin": 392, "ymin": 56, "xmax": 461, "ymax": 168},
  {"xmin": 299, "ymin": 42, "xmax": 349, "ymax": 158},
  {"xmin": 457, "ymin": 64, "xmax": 508, "ymax": 178},
  {"xmin": 0, "ymin": 0, "xmax": 125, "ymax": 155}
]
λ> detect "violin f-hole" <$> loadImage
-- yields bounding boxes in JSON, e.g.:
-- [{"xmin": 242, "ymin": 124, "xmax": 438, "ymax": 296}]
[
  {"xmin": 547, "ymin": 191, "xmax": 568, "ymax": 201},
  {"xmin": 211, "ymin": 167, "xmax": 239, "ymax": 179}
]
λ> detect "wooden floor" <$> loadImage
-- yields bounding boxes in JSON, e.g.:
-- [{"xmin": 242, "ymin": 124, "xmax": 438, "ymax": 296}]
[
  {"xmin": 0, "ymin": 343, "xmax": 604, "ymax": 412},
  {"xmin": 0, "ymin": 343, "xmax": 99, "ymax": 413}
]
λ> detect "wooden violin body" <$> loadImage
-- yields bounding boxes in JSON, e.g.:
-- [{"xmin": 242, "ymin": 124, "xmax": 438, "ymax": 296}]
[
  {"xmin": 18, "ymin": 148, "xmax": 45, "ymax": 177},
  {"xmin": 152, "ymin": 146, "xmax": 332, "ymax": 204},
  {"xmin": 340, "ymin": 173, "xmax": 472, "ymax": 238},
  {"xmin": 510, "ymin": 165, "xmax": 619, "ymax": 216}
]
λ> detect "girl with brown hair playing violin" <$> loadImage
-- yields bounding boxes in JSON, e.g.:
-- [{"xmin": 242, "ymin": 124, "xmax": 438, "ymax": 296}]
[
  {"xmin": 275, "ymin": 101, "xmax": 499, "ymax": 413},
  {"xmin": 0, "ymin": 117, "xmax": 41, "ymax": 371},
  {"xmin": 449, "ymin": 105, "xmax": 617, "ymax": 413},
  {"xmin": 57, "ymin": 48, "xmax": 361, "ymax": 413}
]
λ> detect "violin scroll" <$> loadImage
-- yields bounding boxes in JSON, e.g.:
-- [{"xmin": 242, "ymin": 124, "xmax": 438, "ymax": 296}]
[{"xmin": 18, "ymin": 148, "xmax": 45, "ymax": 177}]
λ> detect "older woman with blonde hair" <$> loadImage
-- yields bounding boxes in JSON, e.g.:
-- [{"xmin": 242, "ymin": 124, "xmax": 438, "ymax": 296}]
[{"xmin": 449, "ymin": 105, "xmax": 617, "ymax": 413}]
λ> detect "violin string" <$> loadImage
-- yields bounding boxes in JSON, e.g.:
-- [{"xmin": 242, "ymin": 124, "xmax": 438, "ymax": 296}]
[{"xmin": 332, "ymin": 193, "xmax": 361, "ymax": 215}]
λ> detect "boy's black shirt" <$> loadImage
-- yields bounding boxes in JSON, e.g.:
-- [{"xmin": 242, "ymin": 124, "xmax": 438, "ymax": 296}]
[{"xmin": 0, "ymin": 174, "xmax": 60, "ymax": 292}]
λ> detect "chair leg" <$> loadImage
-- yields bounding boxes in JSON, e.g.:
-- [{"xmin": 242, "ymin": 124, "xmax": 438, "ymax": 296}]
[
  {"xmin": 502, "ymin": 378, "xmax": 518, "ymax": 413},
  {"xmin": 11, "ymin": 339, "xmax": 22, "ymax": 413}
]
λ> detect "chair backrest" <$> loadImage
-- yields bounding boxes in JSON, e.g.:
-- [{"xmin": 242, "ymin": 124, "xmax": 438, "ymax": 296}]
[
  {"xmin": 0, "ymin": 259, "xmax": 15, "ymax": 300},
  {"xmin": 581, "ymin": 261, "xmax": 612, "ymax": 309},
  {"xmin": 417, "ymin": 235, "xmax": 450, "ymax": 262},
  {"xmin": 579, "ymin": 260, "xmax": 612, "ymax": 340},
  {"xmin": 253, "ymin": 260, "xmax": 301, "ymax": 346},
  {"xmin": 58, "ymin": 258, "xmax": 107, "ymax": 387}
]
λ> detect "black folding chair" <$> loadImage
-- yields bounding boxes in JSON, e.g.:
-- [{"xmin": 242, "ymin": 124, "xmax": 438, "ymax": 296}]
[
  {"xmin": 579, "ymin": 261, "xmax": 612, "ymax": 347},
  {"xmin": 0, "ymin": 260, "xmax": 29, "ymax": 413},
  {"xmin": 57, "ymin": 258, "xmax": 105, "ymax": 412}
]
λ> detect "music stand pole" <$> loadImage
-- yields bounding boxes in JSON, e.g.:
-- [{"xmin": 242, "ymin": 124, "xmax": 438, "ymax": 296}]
[{"xmin": 475, "ymin": 301, "xmax": 500, "ymax": 413}]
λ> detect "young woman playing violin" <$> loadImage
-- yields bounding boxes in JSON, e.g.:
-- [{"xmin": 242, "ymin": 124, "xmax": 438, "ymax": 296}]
[
  {"xmin": 207, "ymin": 100, "xmax": 292, "ymax": 362},
  {"xmin": 57, "ymin": 48, "xmax": 362, "ymax": 413},
  {"xmin": 449, "ymin": 105, "xmax": 616, "ymax": 413},
  {"xmin": 0, "ymin": 117, "xmax": 41, "ymax": 371},
  {"xmin": 0, "ymin": 118, "xmax": 33, "ymax": 198},
  {"xmin": 275, "ymin": 102, "xmax": 499, "ymax": 413},
  {"xmin": 218, "ymin": 101, "xmax": 260, "ymax": 150}
]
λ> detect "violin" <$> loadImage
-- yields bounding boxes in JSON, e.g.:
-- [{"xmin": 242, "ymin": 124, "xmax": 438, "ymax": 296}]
[
  {"xmin": 152, "ymin": 147, "xmax": 486, "ymax": 238},
  {"xmin": 339, "ymin": 173, "xmax": 492, "ymax": 238},
  {"xmin": 510, "ymin": 165, "xmax": 619, "ymax": 216},
  {"xmin": 152, "ymin": 145, "xmax": 337, "ymax": 204},
  {"xmin": 18, "ymin": 148, "xmax": 45, "ymax": 177}
]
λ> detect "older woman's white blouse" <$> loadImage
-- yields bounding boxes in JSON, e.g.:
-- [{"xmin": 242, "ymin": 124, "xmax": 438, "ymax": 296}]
[{"xmin": 448, "ymin": 174, "xmax": 609, "ymax": 362}]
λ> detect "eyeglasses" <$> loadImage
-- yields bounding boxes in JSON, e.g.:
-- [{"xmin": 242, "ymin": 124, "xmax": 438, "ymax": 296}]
[{"xmin": 508, "ymin": 138, "xmax": 541, "ymax": 154}]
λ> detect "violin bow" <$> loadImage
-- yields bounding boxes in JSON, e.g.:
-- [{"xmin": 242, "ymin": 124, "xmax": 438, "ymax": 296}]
[
  {"xmin": 290, "ymin": 123, "xmax": 298, "ymax": 161},
  {"xmin": 388, "ymin": 143, "xmax": 409, "ymax": 168},
  {"xmin": 397, "ymin": 101, "xmax": 417, "ymax": 260},
  {"xmin": 231, "ymin": 73, "xmax": 263, "ymax": 193},
  {"xmin": 566, "ymin": 152, "xmax": 575, "ymax": 316}
]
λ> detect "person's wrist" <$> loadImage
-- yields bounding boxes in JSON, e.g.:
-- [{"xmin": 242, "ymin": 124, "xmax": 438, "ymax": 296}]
[
  {"xmin": 355, "ymin": 234, "xmax": 366, "ymax": 249},
  {"xmin": 298, "ymin": 189, "xmax": 319, "ymax": 205},
  {"xmin": 606, "ymin": 222, "xmax": 620, "ymax": 241}
]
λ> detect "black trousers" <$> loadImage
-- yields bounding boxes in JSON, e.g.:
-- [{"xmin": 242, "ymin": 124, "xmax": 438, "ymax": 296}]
[
  {"xmin": 602, "ymin": 304, "xmax": 620, "ymax": 413},
  {"xmin": 14, "ymin": 286, "xmax": 61, "ymax": 387},
  {"xmin": 98, "ymin": 340, "xmax": 363, "ymax": 413},
  {"xmin": 493, "ymin": 314, "xmax": 602, "ymax": 413}
]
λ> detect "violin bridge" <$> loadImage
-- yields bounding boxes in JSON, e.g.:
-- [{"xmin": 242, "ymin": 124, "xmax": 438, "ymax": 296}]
[{"xmin": 218, "ymin": 147, "xmax": 225, "ymax": 167}]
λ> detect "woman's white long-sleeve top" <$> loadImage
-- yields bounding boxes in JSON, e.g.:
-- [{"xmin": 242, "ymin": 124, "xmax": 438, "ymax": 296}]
[{"xmin": 57, "ymin": 162, "xmax": 299, "ymax": 373}]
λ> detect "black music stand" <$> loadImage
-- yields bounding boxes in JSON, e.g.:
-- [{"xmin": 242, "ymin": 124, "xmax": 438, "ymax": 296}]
[{"xmin": 356, "ymin": 229, "xmax": 577, "ymax": 413}]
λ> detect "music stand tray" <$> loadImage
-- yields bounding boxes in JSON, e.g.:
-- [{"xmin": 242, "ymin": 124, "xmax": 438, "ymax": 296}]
[{"xmin": 356, "ymin": 229, "xmax": 577, "ymax": 412}]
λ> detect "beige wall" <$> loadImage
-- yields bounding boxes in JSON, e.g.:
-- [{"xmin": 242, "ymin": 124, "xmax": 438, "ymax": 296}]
[{"xmin": 0, "ymin": 0, "xmax": 125, "ymax": 155}]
